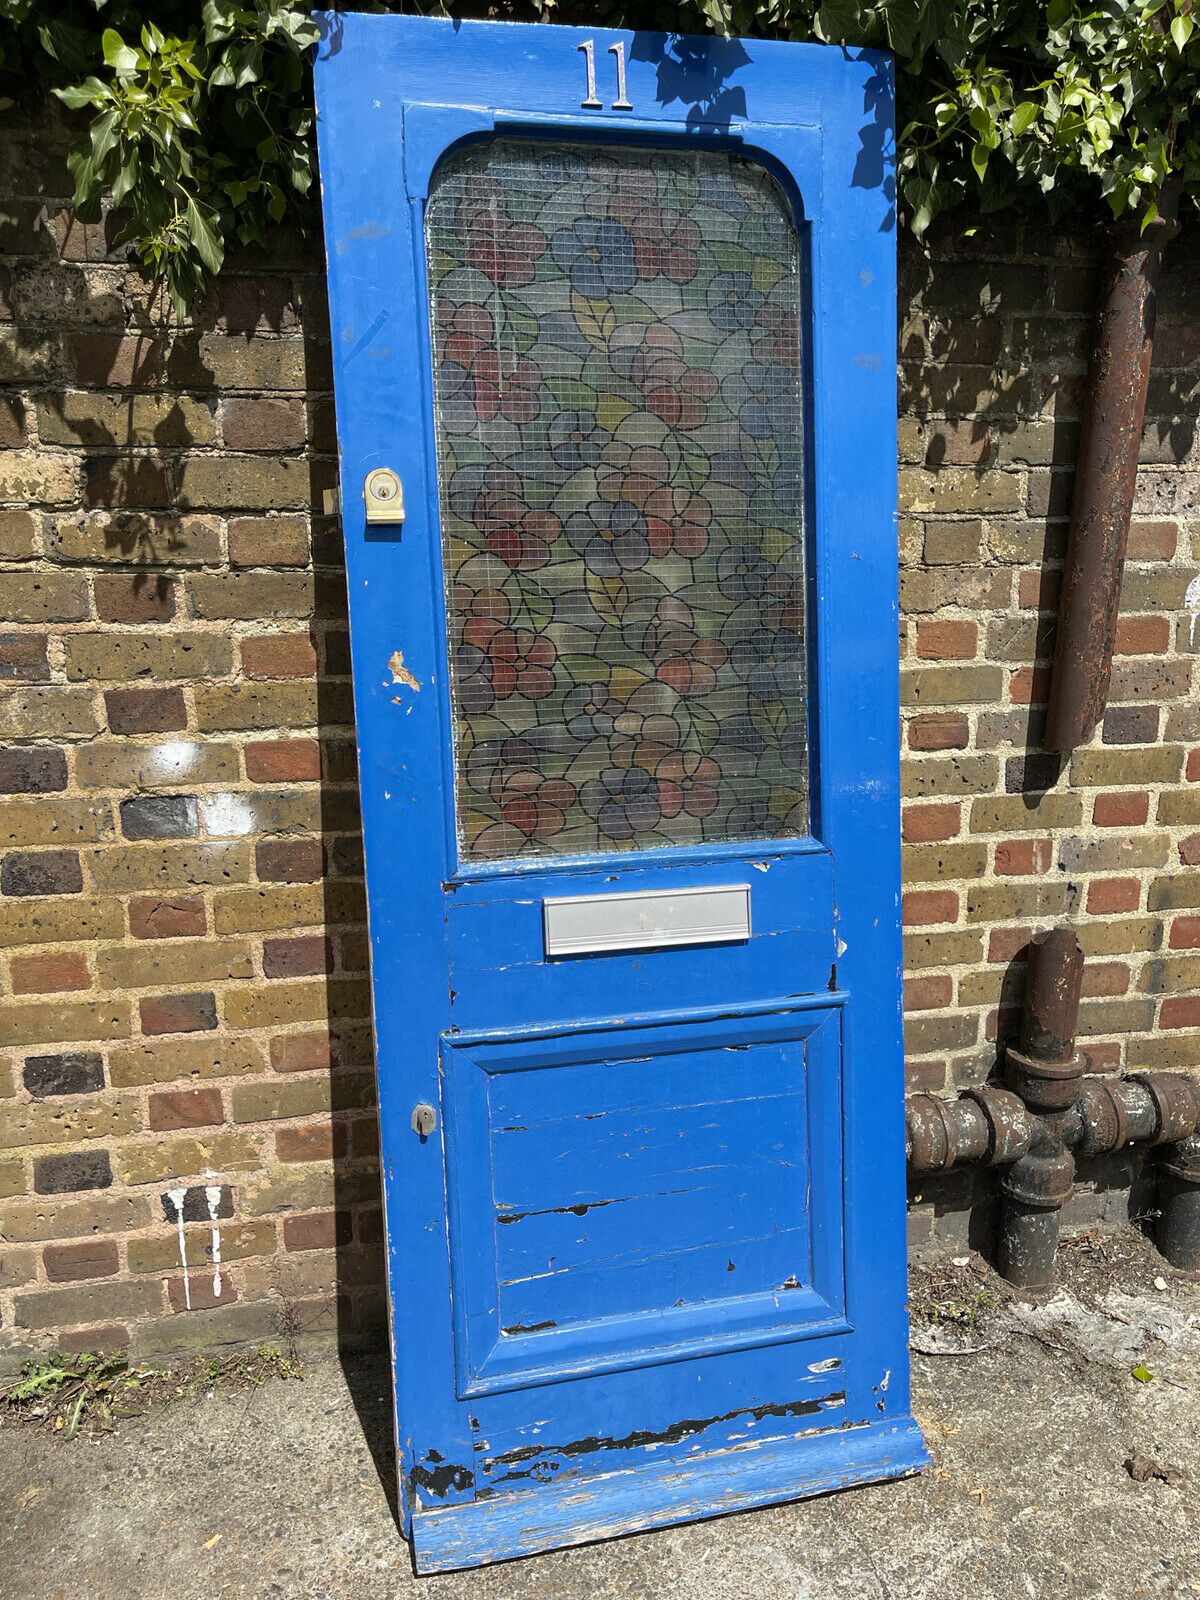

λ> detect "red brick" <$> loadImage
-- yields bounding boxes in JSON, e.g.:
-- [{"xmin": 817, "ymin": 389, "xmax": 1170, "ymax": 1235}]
[
  {"xmin": 1081, "ymin": 961, "xmax": 1130, "ymax": 998},
  {"xmin": 904, "ymin": 973, "xmax": 952, "ymax": 1010},
  {"xmin": 1084, "ymin": 1040, "xmax": 1123, "ymax": 1074},
  {"xmin": 902, "ymin": 889, "xmax": 959, "ymax": 927},
  {"xmin": 902, "ymin": 802, "xmax": 960, "ymax": 843},
  {"xmin": 1188, "ymin": 750, "xmax": 1200, "ymax": 782},
  {"xmin": 987, "ymin": 927, "xmax": 1029, "ymax": 965},
  {"xmin": 1180, "ymin": 833, "xmax": 1200, "ymax": 867},
  {"xmin": 1087, "ymin": 878, "xmax": 1141, "ymax": 915},
  {"xmin": 168, "ymin": 1273, "xmax": 238, "ymax": 1313},
  {"xmin": 245, "ymin": 739, "xmax": 321, "ymax": 783},
  {"xmin": 1009, "ymin": 666, "xmax": 1050, "ymax": 706},
  {"xmin": 140, "ymin": 991, "xmax": 218, "ymax": 1035},
  {"xmin": 10, "ymin": 950, "xmax": 90, "ymax": 994},
  {"xmin": 907, "ymin": 712, "xmax": 969, "ymax": 751},
  {"xmin": 57, "ymin": 1323, "xmax": 129, "ymax": 1354},
  {"xmin": 1126, "ymin": 521, "xmax": 1176, "ymax": 561},
  {"xmin": 43, "ymin": 1239, "xmax": 120, "ymax": 1282},
  {"xmin": 129, "ymin": 895, "xmax": 207, "ymax": 939},
  {"xmin": 94, "ymin": 573, "xmax": 176, "ymax": 624},
  {"xmin": 1113, "ymin": 615, "xmax": 1169, "ymax": 656},
  {"xmin": 223, "ymin": 397, "xmax": 306, "ymax": 453},
  {"xmin": 270, "ymin": 1032, "xmax": 335, "ymax": 1073},
  {"xmin": 1169, "ymin": 916, "xmax": 1200, "ymax": 951},
  {"xmin": 241, "ymin": 633, "xmax": 318, "ymax": 680},
  {"xmin": 263, "ymin": 934, "xmax": 334, "ymax": 979},
  {"xmin": 283, "ymin": 1210, "xmax": 351, "ymax": 1251},
  {"xmin": 256, "ymin": 837, "xmax": 324, "ymax": 883},
  {"xmin": 1093, "ymin": 791, "xmax": 1150, "ymax": 827},
  {"xmin": 916, "ymin": 619, "xmax": 977, "ymax": 660},
  {"xmin": 995, "ymin": 838, "xmax": 1052, "ymax": 875},
  {"xmin": 105, "ymin": 686, "xmax": 187, "ymax": 735},
  {"xmin": 1160, "ymin": 996, "xmax": 1200, "ymax": 1030},
  {"xmin": 277, "ymin": 1121, "xmax": 347, "ymax": 1162},
  {"xmin": 148, "ymin": 1087, "xmax": 225, "ymax": 1131},
  {"xmin": 1019, "ymin": 568, "xmax": 1060, "ymax": 610}
]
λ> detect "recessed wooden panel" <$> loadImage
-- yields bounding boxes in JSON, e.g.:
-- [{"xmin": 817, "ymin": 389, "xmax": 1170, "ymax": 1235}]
[{"xmin": 443, "ymin": 1004, "xmax": 845, "ymax": 1395}]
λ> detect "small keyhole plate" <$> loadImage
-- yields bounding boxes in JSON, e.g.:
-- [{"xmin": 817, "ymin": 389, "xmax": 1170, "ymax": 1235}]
[
  {"xmin": 365, "ymin": 467, "xmax": 406, "ymax": 524},
  {"xmin": 412, "ymin": 1102, "xmax": 438, "ymax": 1138}
]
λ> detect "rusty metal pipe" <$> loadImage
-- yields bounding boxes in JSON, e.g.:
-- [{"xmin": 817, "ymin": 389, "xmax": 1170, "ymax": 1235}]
[{"xmin": 1044, "ymin": 195, "xmax": 1179, "ymax": 751}]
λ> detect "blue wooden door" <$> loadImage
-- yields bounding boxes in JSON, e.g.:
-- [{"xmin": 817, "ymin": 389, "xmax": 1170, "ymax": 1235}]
[{"xmin": 315, "ymin": 14, "xmax": 926, "ymax": 1571}]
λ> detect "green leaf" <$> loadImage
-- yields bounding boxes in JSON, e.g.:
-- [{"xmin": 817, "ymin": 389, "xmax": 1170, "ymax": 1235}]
[
  {"xmin": 1012, "ymin": 101, "xmax": 1040, "ymax": 136},
  {"xmin": 185, "ymin": 197, "xmax": 224, "ymax": 276},
  {"xmin": 1171, "ymin": 14, "xmax": 1193, "ymax": 50},
  {"xmin": 101, "ymin": 29, "xmax": 139, "ymax": 75},
  {"xmin": 1131, "ymin": 1363, "xmax": 1155, "ymax": 1384}
]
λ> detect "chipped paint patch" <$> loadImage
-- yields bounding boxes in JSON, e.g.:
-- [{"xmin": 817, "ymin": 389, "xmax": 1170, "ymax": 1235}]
[
  {"xmin": 389, "ymin": 650, "xmax": 421, "ymax": 692},
  {"xmin": 1186, "ymin": 574, "xmax": 1200, "ymax": 647},
  {"xmin": 205, "ymin": 1181, "xmax": 224, "ymax": 1298}
]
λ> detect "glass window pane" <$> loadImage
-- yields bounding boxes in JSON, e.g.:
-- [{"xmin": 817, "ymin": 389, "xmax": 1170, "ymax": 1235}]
[{"xmin": 427, "ymin": 140, "xmax": 809, "ymax": 862}]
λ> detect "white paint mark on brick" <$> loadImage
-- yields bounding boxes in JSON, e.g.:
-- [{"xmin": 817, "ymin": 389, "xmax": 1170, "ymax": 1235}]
[
  {"xmin": 202, "ymin": 792, "xmax": 258, "ymax": 837},
  {"xmin": 167, "ymin": 1186, "xmax": 191, "ymax": 1310},
  {"xmin": 1186, "ymin": 574, "xmax": 1200, "ymax": 647},
  {"xmin": 205, "ymin": 1182, "xmax": 224, "ymax": 1298}
]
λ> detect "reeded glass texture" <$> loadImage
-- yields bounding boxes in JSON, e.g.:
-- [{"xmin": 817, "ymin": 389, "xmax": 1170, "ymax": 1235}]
[{"xmin": 427, "ymin": 140, "xmax": 810, "ymax": 861}]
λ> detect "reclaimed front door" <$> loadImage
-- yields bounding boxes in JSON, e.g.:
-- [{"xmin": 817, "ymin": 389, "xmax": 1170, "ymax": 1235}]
[{"xmin": 315, "ymin": 12, "xmax": 926, "ymax": 1571}]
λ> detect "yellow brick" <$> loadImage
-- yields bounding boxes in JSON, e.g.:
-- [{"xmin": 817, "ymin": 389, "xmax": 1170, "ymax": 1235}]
[
  {"xmin": 230, "ymin": 1077, "xmax": 332, "ymax": 1124},
  {"xmin": 0, "ymin": 796, "xmax": 113, "ymax": 849},
  {"xmin": 90, "ymin": 841, "xmax": 252, "ymax": 894},
  {"xmin": 0, "ymin": 997, "xmax": 131, "ymax": 1050},
  {"xmin": 0, "ymin": 1194, "xmax": 151, "ymax": 1242},
  {"xmin": 107, "ymin": 1037, "xmax": 263, "ymax": 1088},
  {"xmin": 0, "ymin": 898, "xmax": 124, "ymax": 950},
  {"xmin": 0, "ymin": 1095, "xmax": 141, "ymax": 1151},
  {"xmin": 127, "ymin": 1219, "xmax": 277, "ymax": 1275},
  {"xmin": 116, "ymin": 1132, "xmax": 262, "ymax": 1185},
  {"xmin": 97, "ymin": 940, "xmax": 254, "ymax": 992}
]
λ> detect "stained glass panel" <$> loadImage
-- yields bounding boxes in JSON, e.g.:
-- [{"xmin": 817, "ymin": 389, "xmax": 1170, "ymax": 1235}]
[{"xmin": 426, "ymin": 140, "xmax": 810, "ymax": 861}]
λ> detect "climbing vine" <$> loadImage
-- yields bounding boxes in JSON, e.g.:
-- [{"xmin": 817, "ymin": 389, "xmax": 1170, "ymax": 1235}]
[{"xmin": 0, "ymin": 1, "xmax": 1197, "ymax": 311}]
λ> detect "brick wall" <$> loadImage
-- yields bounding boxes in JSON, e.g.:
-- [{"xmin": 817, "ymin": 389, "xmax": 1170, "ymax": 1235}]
[{"xmin": 1, "ymin": 102, "xmax": 1198, "ymax": 1366}]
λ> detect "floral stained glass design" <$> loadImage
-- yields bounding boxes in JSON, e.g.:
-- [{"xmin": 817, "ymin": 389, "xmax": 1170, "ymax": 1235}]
[{"xmin": 427, "ymin": 140, "xmax": 810, "ymax": 862}]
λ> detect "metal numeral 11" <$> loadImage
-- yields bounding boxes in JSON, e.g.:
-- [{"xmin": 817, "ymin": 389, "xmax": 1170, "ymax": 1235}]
[{"xmin": 578, "ymin": 38, "xmax": 634, "ymax": 111}]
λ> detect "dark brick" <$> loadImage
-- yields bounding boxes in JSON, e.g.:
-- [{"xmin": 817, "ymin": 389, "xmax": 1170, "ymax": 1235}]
[
  {"xmin": 0, "ymin": 746, "xmax": 67, "ymax": 793},
  {"xmin": 120, "ymin": 794, "xmax": 199, "ymax": 841},
  {"xmin": 256, "ymin": 837, "xmax": 324, "ymax": 883},
  {"xmin": 283, "ymin": 1210, "xmax": 351, "ymax": 1251},
  {"xmin": 34, "ymin": 1149, "xmax": 112, "ymax": 1194},
  {"xmin": 140, "ymin": 991, "xmax": 218, "ymax": 1035},
  {"xmin": 1004, "ymin": 752, "xmax": 1065, "ymax": 795},
  {"xmin": 1102, "ymin": 704, "xmax": 1160, "ymax": 746},
  {"xmin": 2, "ymin": 848, "xmax": 83, "ymax": 896},
  {"xmin": 23, "ymin": 1051, "xmax": 105, "ymax": 1098},
  {"xmin": 0, "ymin": 633, "xmax": 49, "ymax": 681},
  {"xmin": 160, "ymin": 1183, "xmax": 233, "ymax": 1224},
  {"xmin": 94, "ymin": 573, "xmax": 176, "ymax": 624},
  {"xmin": 43, "ymin": 1239, "xmax": 120, "ymax": 1282},
  {"xmin": 168, "ymin": 1272, "xmax": 238, "ymax": 1313},
  {"xmin": 263, "ymin": 934, "xmax": 334, "ymax": 979},
  {"xmin": 104, "ymin": 686, "xmax": 187, "ymax": 736}
]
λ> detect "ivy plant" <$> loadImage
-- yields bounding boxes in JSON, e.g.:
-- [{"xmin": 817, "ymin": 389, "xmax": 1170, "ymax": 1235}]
[{"xmin": 0, "ymin": 0, "xmax": 1197, "ymax": 311}]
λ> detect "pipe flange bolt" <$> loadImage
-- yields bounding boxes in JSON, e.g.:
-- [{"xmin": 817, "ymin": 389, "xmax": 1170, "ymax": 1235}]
[{"xmin": 1130, "ymin": 1072, "xmax": 1200, "ymax": 1146}]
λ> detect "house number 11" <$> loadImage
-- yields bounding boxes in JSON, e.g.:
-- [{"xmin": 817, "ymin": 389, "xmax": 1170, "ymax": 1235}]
[{"xmin": 579, "ymin": 39, "xmax": 634, "ymax": 111}]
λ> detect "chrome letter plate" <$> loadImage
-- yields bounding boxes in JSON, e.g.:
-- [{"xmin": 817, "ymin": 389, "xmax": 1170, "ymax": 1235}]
[{"xmin": 543, "ymin": 884, "xmax": 751, "ymax": 958}]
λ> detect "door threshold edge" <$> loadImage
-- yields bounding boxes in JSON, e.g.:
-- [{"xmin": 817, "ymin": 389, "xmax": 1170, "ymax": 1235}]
[{"xmin": 410, "ymin": 1414, "xmax": 929, "ymax": 1573}]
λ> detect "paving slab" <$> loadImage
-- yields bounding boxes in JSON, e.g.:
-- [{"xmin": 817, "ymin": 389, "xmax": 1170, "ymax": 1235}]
[{"xmin": 2, "ymin": 1232, "xmax": 1198, "ymax": 1600}]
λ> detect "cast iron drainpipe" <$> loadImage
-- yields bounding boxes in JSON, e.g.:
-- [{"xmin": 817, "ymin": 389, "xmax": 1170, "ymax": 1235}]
[
  {"xmin": 1044, "ymin": 193, "xmax": 1180, "ymax": 751},
  {"xmin": 907, "ymin": 927, "xmax": 1200, "ymax": 1293}
]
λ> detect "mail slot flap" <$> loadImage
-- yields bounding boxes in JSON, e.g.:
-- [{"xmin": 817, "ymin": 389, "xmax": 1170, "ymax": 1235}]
[{"xmin": 543, "ymin": 884, "xmax": 751, "ymax": 958}]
